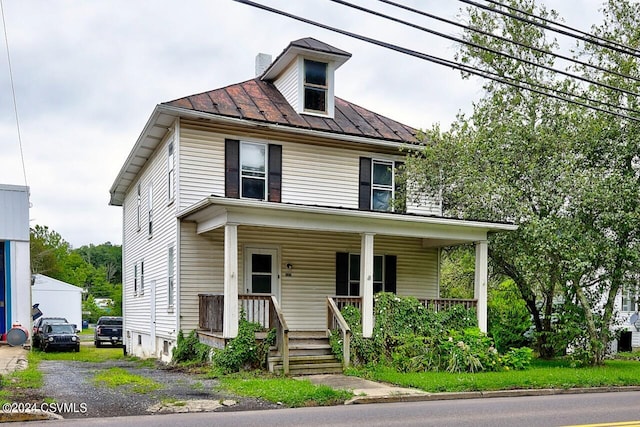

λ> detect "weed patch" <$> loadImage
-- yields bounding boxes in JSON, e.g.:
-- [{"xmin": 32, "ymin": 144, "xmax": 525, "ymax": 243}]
[
  {"xmin": 92, "ymin": 367, "xmax": 161, "ymax": 393},
  {"xmin": 218, "ymin": 373, "xmax": 352, "ymax": 407}
]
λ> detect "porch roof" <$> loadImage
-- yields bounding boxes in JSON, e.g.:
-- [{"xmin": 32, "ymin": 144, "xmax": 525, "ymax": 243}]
[{"xmin": 178, "ymin": 197, "xmax": 516, "ymax": 246}]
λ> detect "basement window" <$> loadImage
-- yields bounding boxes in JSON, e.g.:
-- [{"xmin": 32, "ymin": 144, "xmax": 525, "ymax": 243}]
[{"xmin": 303, "ymin": 59, "xmax": 328, "ymax": 113}]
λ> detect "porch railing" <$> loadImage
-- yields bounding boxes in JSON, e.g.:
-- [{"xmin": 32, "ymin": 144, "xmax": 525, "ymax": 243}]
[
  {"xmin": 198, "ymin": 293, "xmax": 290, "ymax": 374},
  {"xmin": 199, "ymin": 293, "xmax": 224, "ymax": 332},
  {"xmin": 269, "ymin": 295, "xmax": 290, "ymax": 375},
  {"xmin": 332, "ymin": 296, "xmax": 362, "ymax": 312},
  {"xmin": 327, "ymin": 297, "xmax": 351, "ymax": 369},
  {"xmin": 239, "ymin": 294, "xmax": 272, "ymax": 329},
  {"xmin": 418, "ymin": 298, "xmax": 477, "ymax": 312}
]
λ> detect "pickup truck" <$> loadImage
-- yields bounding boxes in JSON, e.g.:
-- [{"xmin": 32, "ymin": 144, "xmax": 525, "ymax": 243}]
[{"xmin": 94, "ymin": 316, "xmax": 123, "ymax": 347}]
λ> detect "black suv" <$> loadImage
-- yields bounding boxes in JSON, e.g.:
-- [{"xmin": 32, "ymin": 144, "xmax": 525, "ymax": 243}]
[
  {"xmin": 94, "ymin": 316, "xmax": 123, "ymax": 347},
  {"xmin": 40, "ymin": 323, "xmax": 80, "ymax": 352},
  {"xmin": 33, "ymin": 317, "xmax": 68, "ymax": 348}
]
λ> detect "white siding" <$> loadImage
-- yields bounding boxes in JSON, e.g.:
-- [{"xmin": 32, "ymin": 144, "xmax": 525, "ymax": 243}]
[
  {"xmin": 180, "ymin": 226, "xmax": 438, "ymax": 332},
  {"xmin": 406, "ymin": 194, "xmax": 442, "ymax": 216},
  {"xmin": 274, "ymin": 59, "xmax": 299, "ymax": 112},
  {"xmin": 179, "ymin": 222, "xmax": 223, "ymax": 332},
  {"xmin": 179, "ymin": 126, "xmax": 225, "ymax": 209},
  {"xmin": 122, "ymin": 130, "xmax": 178, "ymax": 358},
  {"xmin": 0, "ymin": 185, "xmax": 29, "ymax": 241},
  {"xmin": 179, "ymin": 122, "xmax": 441, "ymax": 211}
]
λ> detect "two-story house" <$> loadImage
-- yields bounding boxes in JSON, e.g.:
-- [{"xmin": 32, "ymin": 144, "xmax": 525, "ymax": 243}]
[{"xmin": 109, "ymin": 38, "xmax": 515, "ymax": 370}]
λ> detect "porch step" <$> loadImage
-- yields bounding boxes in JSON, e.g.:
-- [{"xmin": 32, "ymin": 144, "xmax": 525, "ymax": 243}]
[{"xmin": 268, "ymin": 333, "xmax": 342, "ymax": 375}]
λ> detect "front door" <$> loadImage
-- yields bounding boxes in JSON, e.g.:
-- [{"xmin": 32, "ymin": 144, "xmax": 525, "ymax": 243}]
[{"xmin": 244, "ymin": 248, "xmax": 280, "ymax": 300}]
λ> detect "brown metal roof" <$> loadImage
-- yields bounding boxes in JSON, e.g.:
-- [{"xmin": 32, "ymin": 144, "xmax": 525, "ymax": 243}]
[{"xmin": 162, "ymin": 78, "xmax": 419, "ymax": 144}]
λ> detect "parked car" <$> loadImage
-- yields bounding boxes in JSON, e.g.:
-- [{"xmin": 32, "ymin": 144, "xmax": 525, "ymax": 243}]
[
  {"xmin": 33, "ymin": 316, "xmax": 68, "ymax": 348},
  {"xmin": 40, "ymin": 323, "xmax": 80, "ymax": 352},
  {"xmin": 94, "ymin": 316, "xmax": 123, "ymax": 347}
]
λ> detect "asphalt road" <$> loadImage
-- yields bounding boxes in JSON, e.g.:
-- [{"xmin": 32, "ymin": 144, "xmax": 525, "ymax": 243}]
[{"xmin": 12, "ymin": 390, "xmax": 640, "ymax": 427}]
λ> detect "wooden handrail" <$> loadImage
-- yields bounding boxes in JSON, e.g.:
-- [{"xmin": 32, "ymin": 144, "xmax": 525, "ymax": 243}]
[
  {"xmin": 418, "ymin": 298, "xmax": 478, "ymax": 312},
  {"xmin": 327, "ymin": 297, "xmax": 351, "ymax": 369},
  {"xmin": 269, "ymin": 295, "xmax": 290, "ymax": 375}
]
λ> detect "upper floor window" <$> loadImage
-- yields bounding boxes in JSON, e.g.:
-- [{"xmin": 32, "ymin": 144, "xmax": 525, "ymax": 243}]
[
  {"xmin": 304, "ymin": 59, "xmax": 328, "ymax": 113},
  {"xmin": 147, "ymin": 183, "xmax": 153, "ymax": 236},
  {"xmin": 241, "ymin": 142, "xmax": 267, "ymax": 200},
  {"xmin": 359, "ymin": 158, "xmax": 404, "ymax": 212},
  {"xmin": 167, "ymin": 142, "xmax": 175, "ymax": 202},
  {"xmin": 372, "ymin": 160, "xmax": 394, "ymax": 212},
  {"xmin": 136, "ymin": 183, "xmax": 141, "ymax": 231}
]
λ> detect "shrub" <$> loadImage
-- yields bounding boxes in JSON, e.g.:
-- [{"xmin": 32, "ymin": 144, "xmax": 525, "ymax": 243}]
[
  {"xmin": 334, "ymin": 293, "xmax": 532, "ymax": 373},
  {"xmin": 502, "ymin": 347, "xmax": 533, "ymax": 370},
  {"xmin": 172, "ymin": 330, "xmax": 211, "ymax": 364},
  {"xmin": 211, "ymin": 318, "xmax": 275, "ymax": 374}
]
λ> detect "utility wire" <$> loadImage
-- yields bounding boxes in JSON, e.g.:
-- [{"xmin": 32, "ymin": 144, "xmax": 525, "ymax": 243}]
[
  {"xmin": 480, "ymin": 0, "xmax": 640, "ymax": 57},
  {"xmin": 459, "ymin": 0, "xmax": 640, "ymax": 58},
  {"xmin": 329, "ymin": 0, "xmax": 640, "ymax": 99},
  {"xmin": 378, "ymin": 0, "xmax": 640, "ymax": 84},
  {"xmin": 0, "ymin": 0, "xmax": 28, "ymax": 188},
  {"xmin": 232, "ymin": 0, "xmax": 640, "ymax": 123}
]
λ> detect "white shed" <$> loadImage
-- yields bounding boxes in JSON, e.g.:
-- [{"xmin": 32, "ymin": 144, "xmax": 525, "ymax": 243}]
[{"xmin": 31, "ymin": 274, "xmax": 83, "ymax": 330}]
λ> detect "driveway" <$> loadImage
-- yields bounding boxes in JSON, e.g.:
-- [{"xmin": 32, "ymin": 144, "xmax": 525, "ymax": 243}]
[{"xmin": 38, "ymin": 359, "xmax": 279, "ymax": 419}]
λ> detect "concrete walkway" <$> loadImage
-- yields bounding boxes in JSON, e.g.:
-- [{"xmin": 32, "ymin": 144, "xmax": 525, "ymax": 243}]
[
  {"xmin": 0, "ymin": 344, "xmax": 28, "ymax": 375},
  {"xmin": 304, "ymin": 374, "xmax": 429, "ymax": 404}
]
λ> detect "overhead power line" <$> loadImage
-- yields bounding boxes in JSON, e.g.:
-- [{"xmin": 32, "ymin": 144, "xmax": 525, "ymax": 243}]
[
  {"xmin": 459, "ymin": 0, "xmax": 640, "ymax": 58},
  {"xmin": 329, "ymin": 0, "xmax": 640, "ymax": 99},
  {"xmin": 232, "ymin": 0, "xmax": 640, "ymax": 123},
  {"xmin": 377, "ymin": 0, "xmax": 640, "ymax": 85},
  {"xmin": 0, "ymin": 0, "xmax": 28, "ymax": 188}
]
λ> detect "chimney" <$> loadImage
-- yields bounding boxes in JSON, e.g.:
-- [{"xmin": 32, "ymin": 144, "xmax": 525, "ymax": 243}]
[{"xmin": 255, "ymin": 53, "xmax": 272, "ymax": 77}]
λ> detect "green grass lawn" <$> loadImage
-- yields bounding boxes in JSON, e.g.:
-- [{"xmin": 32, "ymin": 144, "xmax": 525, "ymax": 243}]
[
  {"xmin": 349, "ymin": 359, "xmax": 640, "ymax": 393},
  {"xmin": 218, "ymin": 372, "xmax": 353, "ymax": 407},
  {"xmin": 34, "ymin": 345, "xmax": 123, "ymax": 362}
]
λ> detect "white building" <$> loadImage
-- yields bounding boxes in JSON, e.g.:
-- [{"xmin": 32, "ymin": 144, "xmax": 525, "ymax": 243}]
[
  {"xmin": 31, "ymin": 274, "xmax": 83, "ymax": 331},
  {"xmin": 0, "ymin": 184, "xmax": 31, "ymax": 339}
]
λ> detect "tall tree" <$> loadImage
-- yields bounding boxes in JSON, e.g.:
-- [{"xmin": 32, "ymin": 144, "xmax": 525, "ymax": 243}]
[{"xmin": 406, "ymin": 0, "xmax": 583, "ymax": 358}]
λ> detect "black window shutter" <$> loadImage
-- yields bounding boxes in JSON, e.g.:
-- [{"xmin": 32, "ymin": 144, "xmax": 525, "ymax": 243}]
[
  {"xmin": 359, "ymin": 157, "xmax": 372, "ymax": 210},
  {"xmin": 395, "ymin": 161, "xmax": 406, "ymax": 213},
  {"xmin": 225, "ymin": 139, "xmax": 240, "ymax": 198},
  {"xmin": 335, "ymin": 252, "xmax": 349, "ymax": 296},
  {"xmin": 268, "ymin": 144, "xmax": 282, "ymax": 203},
  {"xmin": 384, "ymin": 255, "xmax": 397, "ymax": 294}
]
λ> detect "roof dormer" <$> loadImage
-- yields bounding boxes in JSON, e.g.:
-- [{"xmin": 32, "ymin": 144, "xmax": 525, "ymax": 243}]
[{"xmin": 260, "ymin": 38, "xmax": 351, "ymax": 119}]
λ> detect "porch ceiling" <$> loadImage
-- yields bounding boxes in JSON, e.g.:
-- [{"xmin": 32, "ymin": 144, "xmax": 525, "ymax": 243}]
[{"xmin": 179, "ymin": 197, "xmax": 516, "ymax": 244}]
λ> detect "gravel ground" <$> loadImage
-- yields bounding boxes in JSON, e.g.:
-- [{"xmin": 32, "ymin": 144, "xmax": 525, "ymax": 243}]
[{"xmin": 37, "ymin": 359, "xmax": 280, "ymax": 419}]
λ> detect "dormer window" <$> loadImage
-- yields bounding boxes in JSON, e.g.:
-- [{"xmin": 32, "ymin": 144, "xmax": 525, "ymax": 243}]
[{"xmin": 304, "ymin": 59, "xmax": 328, "ymax": 113}]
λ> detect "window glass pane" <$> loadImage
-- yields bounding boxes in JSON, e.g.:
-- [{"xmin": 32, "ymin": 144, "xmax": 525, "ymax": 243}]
[
  {"xmin": 373, "ymin": 162, "xmax": 392, "ymax": 186},
  {"xmin": 349, "ymin": 282, "xmax": 360, "ymax": 297},
  {"xmin": 304, "ymin": 60, "xmax": 327, "ymax": 86},
  {"xmin": 372, "ymin": 189, "xmax": 392, "ymax": 211},
  {"xmin": 252, "ymin": 254, "xmax": 272, "ymax": 273},
  {"xmin": 349, "ymin": 254, "xmax": 360, "ymax": 281},
  {"xmin": 304, "ymin": 87, "xmax": 326, "ymax": 111},
  {"xmin": 241, "ymin": 143, "xmax": 266, "ymax": 176},
  {"xmin": 242, "ymin": 177, "xmax": 265, "ymax": 200},
  {"xmin": 374, "ymin": 256, "xmax": 383, "ymax": 282},
  {"xmin": 252, "ymin": 275, "xmax": 272, "ymax": 293}
]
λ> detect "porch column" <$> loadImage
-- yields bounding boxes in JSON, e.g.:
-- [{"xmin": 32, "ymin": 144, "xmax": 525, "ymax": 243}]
[
  {"xmin": 223, "ymin": 224, "xmax": 239, "ymax": 339},
  {"xmin": 361, "ymin": 233, "xmax": 375, "ymax": 338},
  {"xmin": 474, "ymin": 240, "xmax": 488, "ymax": 333}
]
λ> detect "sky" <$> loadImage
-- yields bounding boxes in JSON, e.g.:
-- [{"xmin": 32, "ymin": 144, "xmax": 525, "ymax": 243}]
[{"xmin": 0, "ymin": 0, "xmax": 603, "ymax": 248}]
